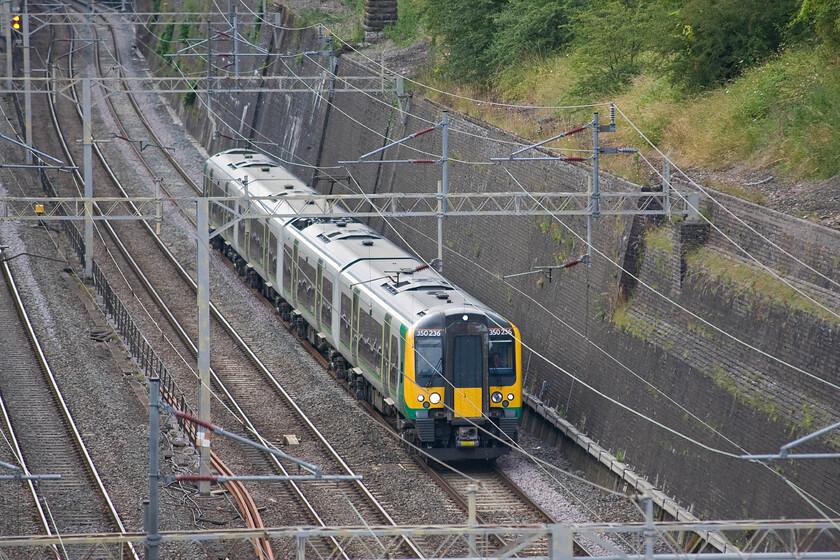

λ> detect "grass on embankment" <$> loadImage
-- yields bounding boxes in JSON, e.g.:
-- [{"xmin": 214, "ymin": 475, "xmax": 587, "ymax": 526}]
[{"xmin": 417, "ymin": 46, "xmax": 840, "ymax": 185}]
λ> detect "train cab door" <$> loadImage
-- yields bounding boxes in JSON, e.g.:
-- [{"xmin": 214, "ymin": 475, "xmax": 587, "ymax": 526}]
[{"xmin": 444, "ymin": 320, "xmax": 489, "ymax": 423}]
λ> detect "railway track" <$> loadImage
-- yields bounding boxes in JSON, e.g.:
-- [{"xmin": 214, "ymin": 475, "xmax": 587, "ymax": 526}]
[
  {"xmin": 86, "ymin": 6, "xmax": 595, "ymax": 557},
  {"xmin": 14, "ymin": 3, "xmax": 601, "ymax": 558},
  {"xmin": 40, "ymin": 4, "xmax": 427, "ymax": 558},
  {"xmin": 0, "ymin": 254, "xmax": 140, "ymax": 559}
]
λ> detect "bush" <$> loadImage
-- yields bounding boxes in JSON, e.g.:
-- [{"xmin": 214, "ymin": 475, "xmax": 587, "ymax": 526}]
[
  {"xmin": 487, "ymin": 0, "xmax": 572, "ymax": 68},
  {"xmin": 797, "ymin": 0, "xmax": 840, "ymax": 50},
  {"xmin": 658, "ymin": 0, "xmax": 800, "ymax": 92},
  {"xmin": 418, "ymin": 0, "xmax": 506, "ymax": 83}
]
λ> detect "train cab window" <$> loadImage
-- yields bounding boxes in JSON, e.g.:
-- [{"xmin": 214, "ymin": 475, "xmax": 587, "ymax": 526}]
[
  {"xmin": 489, "ymin": 338, "xmax": 516, "ymax": 387},
  {"xmin": 453, "ymin": 335, "xmax": 482, "ymax": 389},
  {"xmin": 414, "ymin": 336, "xmax": 442, "ymax": 387}
]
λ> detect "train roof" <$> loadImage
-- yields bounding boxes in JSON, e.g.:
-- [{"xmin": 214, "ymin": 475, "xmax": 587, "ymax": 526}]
[
  {"xmin": 297, "ymin": 219, "xmax": 497, "ymax": 323},
  {"xmin": 208, "ymin": 149, "xmax": 509, "ymax": 327},
  {"xmin": 207, "ymin": 149, "xmax": 345, "ymax": 222}
]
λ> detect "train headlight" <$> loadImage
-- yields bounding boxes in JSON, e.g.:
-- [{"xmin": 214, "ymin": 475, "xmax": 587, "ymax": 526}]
[
  {"xmin": 491, "ymin": 391, "xmax": 503, "ymax": 404},
  {"xmin": 417, "ymin": 394, "xmax": 425, "ymax": 403},
  {"xmin": 507, "ymin": 393, "xmax": 515, "ymax": 402},
  {"xmin": 429, "ymin": 392, "xmax": 441, "ymax": 404}
]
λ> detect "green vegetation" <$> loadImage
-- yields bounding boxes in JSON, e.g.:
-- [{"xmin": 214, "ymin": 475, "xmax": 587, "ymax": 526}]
[
  {"xmin": 394, "ymin": 0, "xmax": 840, "ymax": 183},
  {"xmin": 384, "ymin": 0, "xmax": 421, "ymax": 45},
  {"xmin": 644, "ymin": 226, "xmax": 673, "ymax": 255},
  {"xmin": 611, "ymin": 303, "xmax": 655, "ymax": 340},
  {"xmin": 686, "ymin": 248, "xmax": 840, "ymax": 324}
]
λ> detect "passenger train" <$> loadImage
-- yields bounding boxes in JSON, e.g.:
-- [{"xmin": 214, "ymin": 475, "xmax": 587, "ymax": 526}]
[{"xmin": 203, "ymin": 149, "xmax": 521, "ymax": 460}]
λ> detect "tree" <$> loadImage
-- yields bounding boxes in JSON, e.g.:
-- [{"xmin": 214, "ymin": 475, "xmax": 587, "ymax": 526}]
[
  {"xmin": 418, "ymin": 0, "xmax": 506, "ymax": 83},
  {"xmin": 660, "ymin": 0, "xmax": 799, "ymax": 91},
  {"xmin": 571, "ymin": 0, "xmax": 662, "ymax": 95},
  {"xmin": 487, "ymin": 0, "xmax": 574, "ymax": 68},
  {"xmin": 797, "ymin": 0, "xmax": 840, "ymax": 50}
]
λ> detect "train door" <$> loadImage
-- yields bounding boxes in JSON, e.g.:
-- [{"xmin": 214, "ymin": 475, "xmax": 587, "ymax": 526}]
[
  {"xmin": 382, "ymin": 314, "xmax": 391, "ymax": 394},
  {"xmin": 316, "ymin": 260, "xmax": 324, "ymax": 326},
  {"xmin": 291, "ymin": 240, "xmax": 299, "ymax": 307},
  {"xmin": 351, "ymin": 289, "xmax": 360, "ymax": 362},
  {"xmin": 444, "ymin": 321, "xmax": 489, "ymax": 421},
  {"xmin": 384, "ymin": 316, "xmax": 401, "ymax": 400}
]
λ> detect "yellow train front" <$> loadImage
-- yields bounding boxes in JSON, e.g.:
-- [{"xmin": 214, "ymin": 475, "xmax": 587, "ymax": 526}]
[{"xmin": 402, "ymin": 309, "xmax": 521, "ymax": 461}]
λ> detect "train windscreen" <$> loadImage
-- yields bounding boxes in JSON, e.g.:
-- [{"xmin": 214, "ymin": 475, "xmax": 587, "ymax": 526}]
[
  {"xmin": 489, "ymin": 337, "xmax": 516, "ymax": 386},
  {"xmin": 415, "ymin": 336, "xmax": 443, "ymax": 387}
]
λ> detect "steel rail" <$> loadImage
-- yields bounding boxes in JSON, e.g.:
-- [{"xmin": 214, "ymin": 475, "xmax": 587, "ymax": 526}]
[
  {"xmin": 90, "ymin": 7, "xmax": 424, "ymax": 558},
  {"xmin": 1, "ymin": 245, "xmax": 141, "ymax": 560},
  {"xmin": 55, "ymin": 5, "xmax": 423, "ymax": 558},
  {"xmin": 53, "ymin": 8, "xmax": 273, "ymax": 559}
]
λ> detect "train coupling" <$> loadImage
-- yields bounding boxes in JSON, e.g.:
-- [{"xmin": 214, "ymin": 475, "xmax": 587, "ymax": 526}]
[{"xmin": 456, "ymin": 426, "xmax": 480, "ymax": 447}]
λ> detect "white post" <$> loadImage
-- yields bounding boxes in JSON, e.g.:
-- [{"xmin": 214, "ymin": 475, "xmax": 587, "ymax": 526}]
[
  {"xmin": 197, "ymin": 199, "xmax": 212, "ymax": 495},
  {"xmin": 83, "ymin": 78, "xmax": 93, "ymax": 278},
  {"xmin": 22, "ymin": 9, "xmax": 31, "ymax": 165}
]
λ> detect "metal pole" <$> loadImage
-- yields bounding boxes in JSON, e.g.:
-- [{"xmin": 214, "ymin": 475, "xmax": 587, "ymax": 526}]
[
  {"xmin": 83, "ymin": 78, "xmax": 93, "ymax": 279},
  {"xmin": 197, "ymin": 199, "xmax": 212, "ymax": 495},
  {"xmin": 586, "ymin": 176, "xmax": 592, "ymax": 266},
  {"xmin": 592, "ymin": 112, "xmax": 600, "ymax": 222},
  {"xmin": 22, "ymin": 9, "xmax": 31, "ymax": 165},
  {"xmin": 232, "ymin": 8, "xmax": 238, "ymax": 79},
  {"xmin": 663, "ymin": 155, "xmax": 671, "ymax": 220},
  {"xmin": 467, "ymin": 483, "xmax": 477, "ymax": 557},
  {"xmin": 549, "ymin": 524, "xmax": 575, "ymax": 560},
  {"xmin": 206, "ymin": 24, "xmax": 212, "ymax": 121},
  {"xmin": 4, "ymin": 0, "xmax": 11, "ymax": 92},
  {"xmin": 145, "ymin": 377, "xmax": 161, "ymax": 560},
  {"xmin": 436, "ymin": 180, "xmax": 443, "ymax": 271},
  {"xmin": 645, "ymin": 497, "xmax": 654, "ymax": 560},
  {"xmin": 437, "ymin": 110, "xmax": 448, "ymax": 273}
]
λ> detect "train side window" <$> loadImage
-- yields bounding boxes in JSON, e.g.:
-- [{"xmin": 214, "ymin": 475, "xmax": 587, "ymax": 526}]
[
  {"xmin": 339, "ymin": 292, "xmax": 352, "ymax": 349},
  {"xmin": 297, "ymin": 256, "xmax": 316, "ymax": 314},
  {"xmin": 489, "ymin": 338, "xmax": 516, "ymax": 386},
  {"xmin": 282, "ymin": 243, "xmax": 293, "ymax": 294},
  {"xmin": 389, "ymin": 333, "xmax": 400, "ymax": 393},
  {"xmin": 358, "ymin": 307, "xmax": 381, "ymax": 374},
  {"xmin": 250, "ymin": 219, "xmax": 266, "ymax": 265}
]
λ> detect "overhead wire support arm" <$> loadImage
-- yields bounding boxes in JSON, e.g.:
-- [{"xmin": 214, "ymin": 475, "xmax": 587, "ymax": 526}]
[
  {"xmin": 505, "ymin": 122, "xmax": 592, "ymax": 159},
  {"xmin": 741, "ymin": 420, "xmax": 840, "ymax": 461},
  {"xmin": 339, "ymin": 123, "xmax": 440, "ymax": 164},
  {"xmin": 0, "ymin": 461, "xmax": 61, "ymax": 481},
  {"xmin": 339, "ymin": 113, "xmax": 449, "ymax": 272}
]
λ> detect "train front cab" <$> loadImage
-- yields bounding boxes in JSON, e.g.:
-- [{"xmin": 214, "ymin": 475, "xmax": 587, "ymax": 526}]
[{"xmin": 404, "ymin": 310, "xmax": 521, "ymax": 461}]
